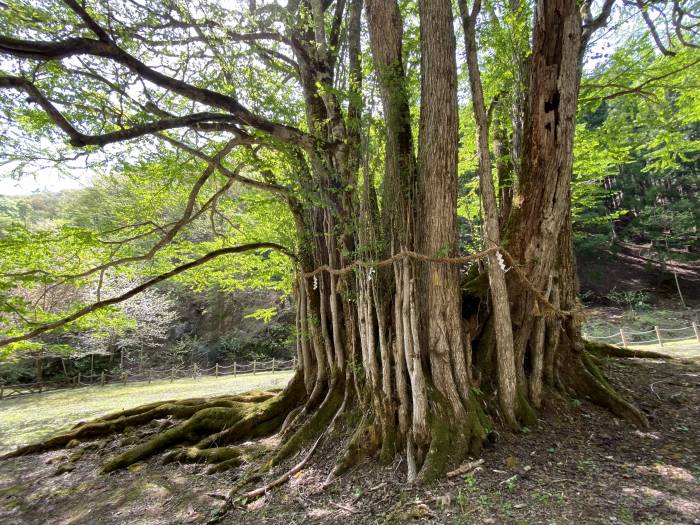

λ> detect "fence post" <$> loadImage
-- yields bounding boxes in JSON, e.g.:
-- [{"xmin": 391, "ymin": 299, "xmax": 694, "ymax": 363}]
[
  {"xmin": 619, "ymin": 328, "xmax": 628, "ymax": 347},
  {"xmin": 253, "ymin": 360, "xmax": 257, "ymax": 375},
  {"xmin": 170, "ymin": 367, "xmax": 175, "ymax": 383},
  {"xmin": 0, "ymin": 385, "xmax": 3, "ymax": 399},
  {"xmin": 77, "ymin": 372, "xmax": 81, "ymax": 387},
  {"xmin": 148, "ymin": 370, "xmax": 152, "ymax": 385},
  {"xmin": 215, "ymin": 363, "xmax": 219, "ymax": 377},
  {"xmin": 272, "ymin": 358, "xmax": 276, "ymax": 373},
  {"xmin": 693, "ymin": 322, "xmax": 700, "ymax": 345},
  {"xmin": 234, "ymin": 362, "xmax": 237, "ymax": 377},
  {"xmin": 292, "ymin": 356, "xmax": 296, "ymax": 370},
  {"xmin": 101, "ymin": 371, "xmax": 105, "ymax": 386},
  {"xmin": 193, "ymin": 363, "xmax": 197, "ymax": 380},
  {"xmin": 122, "ymin": 372, "xmax": 127, "ymax": 385},
  {"xmin": 655, "ymin": 326, "xmax": 663, "ymax": 347}
]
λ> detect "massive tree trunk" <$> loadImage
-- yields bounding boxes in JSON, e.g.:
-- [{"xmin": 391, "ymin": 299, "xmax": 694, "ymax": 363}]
[
  {"xmin": 3, "ymin": 0, "xmax": 647, "ymax": 495},
  {"xmin": 501, "ymin": 0, "xmax": 647, "ymax": 426}
]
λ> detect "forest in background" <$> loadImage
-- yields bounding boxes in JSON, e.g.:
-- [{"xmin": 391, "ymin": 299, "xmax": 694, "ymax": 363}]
[{"xmin": 0, "ymin": 185, "xmax": 296, "ymax": 383}]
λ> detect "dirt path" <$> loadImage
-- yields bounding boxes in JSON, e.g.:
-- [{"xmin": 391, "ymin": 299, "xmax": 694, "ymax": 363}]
[{"xmin": 1, "ymin": 358, "xmax": 698, "ymax": 525}]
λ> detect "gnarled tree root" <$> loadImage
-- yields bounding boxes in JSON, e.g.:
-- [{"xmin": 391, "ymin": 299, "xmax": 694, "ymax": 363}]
[
  {"xmin": 2, "ymin": 391, "xmax": 281, "ymax": 460},
  {"xmin": 162, "ymin": 445, "xmax": 242, "ymax": 465},
  {"xmin": 1, "ymin": 376, "xmax": 307, "ymax": 478},
  {"xmin": 101, "ymin": 377, "xmax": 306, "ymax": 473},
  {"xmin": 558, "ymin": 336, "xmax": 649, "ymax": 430},
  {"xmin": 584, "ymin": 340, "xmax": 672, "ymax": 360}
]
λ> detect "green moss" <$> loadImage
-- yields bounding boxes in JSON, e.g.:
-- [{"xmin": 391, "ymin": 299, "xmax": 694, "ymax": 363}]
[
  {"xmin": 0, "ymin": 484, "xmax": 26, "ymax": 498},
  {"xmin": 205, "ymin": 456, "xmax": 244, "ymax": 474},
  {"xmin": 378, "ymin": 398, "xmax": 397, "ymax": 465},
  {"xmin": 517, "ymin": 392, "xmax": 537, "ymax": 428},
  {"xmin": 466, "ymin": 391, "xmax": 489, "ymax": 456},
  {"xmin": 270, "ymin": 381, "xmax": 344, "ymax": 467},
  {"xmin": 471, "ymin": 389, "xmax": 494, "ymax": 435},
  {"xmin": 0, "ymin": 372, "xmax": 293, "ymax": 456},
  {"xmin": 418, "ymin": 388, "xmax": 465, "ymax": 483},
  {"xmin": 581, "ymin": 351, "xmax": 613, "ymax": 392},
  {"xmin": 333, "ymin": 414, "xmax": 379, "ymax": 477},
  {"xmin": 102, "ymin": 404, "xmax": 250, "ymax": 473}
]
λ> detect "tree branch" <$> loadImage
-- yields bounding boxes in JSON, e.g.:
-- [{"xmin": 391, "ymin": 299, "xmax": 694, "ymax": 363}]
[
  {"xmin": 0, "ymin": 75, "xmax": 243, "ymax": 146},
  {"xmin": 159, "ymin": 134, "xmax": 292, "ymax": 196},
  {"xmin": 0, "ymin": 242, "xmax": 295, "ymax": 348},
  {"xmin": 0, "ymin": 139, "xmax": 242, "ymax": 283},
  {"xmin": 62, "ymin": 0, "xmax": 113, "ymax": 43},
  {"xmin": 0, "ymin": 34, "xmax": 310, "ymax": 145},
  {"xmin": 634, "ymin": 0, "xmax": 676, "ymax": 56},
  {"xmin": 580, "ymin": 56, "xmax": 700, "ymax": 102},
  {"xmin": 582, "ymin": 0, "xmax": 616, "ymax": 49}
]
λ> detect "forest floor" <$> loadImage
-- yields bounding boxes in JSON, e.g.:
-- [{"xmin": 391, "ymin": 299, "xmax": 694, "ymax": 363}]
[
  {"xmin": 0, "ymin": 356, "xmax": 698, "ymax": 525},
  {"xmin": 0, "ymin": 371, "xmax": 294, "ymax": 455}
]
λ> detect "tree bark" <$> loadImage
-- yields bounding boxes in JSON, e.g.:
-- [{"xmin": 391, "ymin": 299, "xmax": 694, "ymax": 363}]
[
  {"xmin": 459, "ymin": 0, "xmax": 521, "ymax": 430},
  {"xmin": 1, "ymin": 0, "xmax": 649, "ymax": 489}
]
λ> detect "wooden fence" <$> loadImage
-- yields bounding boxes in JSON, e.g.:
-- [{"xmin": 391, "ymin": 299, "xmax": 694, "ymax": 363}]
[
  {"xmin": 4, "ymin": 322, "xmax": 698, "ymax": 400},
  {"xmin": 584, "ymin": 322, "xmax": 700, "ymax": 349},
  {"xmin": 0, "ymin": 358, "xmax": 295, "ymax": 400}
]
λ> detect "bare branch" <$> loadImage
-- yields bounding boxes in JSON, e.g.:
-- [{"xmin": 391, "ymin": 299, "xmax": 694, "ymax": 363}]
[
  {"xmin": 581, "ymin": 0, "xmax": 616, "ymax": 50},
  {"xmin": 0, "ymin": 75, "xmax": 242, "ymax": 146},
  {"xmin": 635, "ymin": 0, "xmax": 677, "ymax": 56},
  {"xmin": 0, "ymin": 34, "xmax": 310, "ymax": 145},
  {"xmin": 580, "ymin": 56, "xmax": 700, "ymax": 102},
  {"xmin": 62, "ymin": 0, "xmax": 113, "ymax": 43}
]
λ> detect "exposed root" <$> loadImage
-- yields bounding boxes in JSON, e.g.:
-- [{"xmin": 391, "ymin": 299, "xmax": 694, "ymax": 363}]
[
  {"xmin": 206, "ymin": 456, "xmax": 245, "ymax": 474},
  {"xmin": 101, "ymin": 376, "xmax": 307, "ymax": 473},
  {"xmin": 268, "ymin": 378, "xmax": 343, "ymax": 468},
  {"xmin": 330, "ymin": 412, "xmax": 380, "ymax": 479},
  {"xmin": 244, "ymin": 435, "xmax": 323, "ymax": 500},
  {"xmin": 3, "ymin": 399, "xmax": 239, "ymax": 459},
  {"xmin": 584, "ymin": 340, "xmax": 672, "ymax": 360},
  {"xmin": 517, "ymin": 391, "xmax": 538, "ymax": 428},
  {"xmin": 161, "ymin": 446, "xmax": 242, "ymax": 465},
  {"xmin": 418, "ymin": 391, "xmax": 460, "ymax": 483},
  {"xmin": 101, "ymin": 405, "xmax": 252, "ymax": 473},
  {"xmin": 2, "ymin": 391, "xmax": 282, "ymax": 461},
  {"xmin": 579, "ymin": 352, "xmax": 649, "ymax": 429},
  {"xmin": 1, "ymin": 373, "xmax": 307, "ymax": 481}
]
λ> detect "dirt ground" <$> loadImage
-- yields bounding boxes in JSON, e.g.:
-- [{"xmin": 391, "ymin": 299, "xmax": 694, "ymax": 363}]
[{"xmin": 1, "ymin": 356, "xmax": 698, "ymax": 525}]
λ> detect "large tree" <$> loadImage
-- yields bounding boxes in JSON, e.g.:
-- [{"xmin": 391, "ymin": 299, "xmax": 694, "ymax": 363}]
[{"xmin": 0, "ymin": 0, "xmax": 696, "ymax": 496}]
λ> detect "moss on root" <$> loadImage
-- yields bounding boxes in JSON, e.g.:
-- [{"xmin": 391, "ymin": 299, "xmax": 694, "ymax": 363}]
[
  {"xmin": 584, "ymin": 340, "xmax": 671, "ymax": 360},
  {"xmin": 559, "ymin": 344, "xmax": 649, "ymax": 430},
  {"xmin": 268, "ymin": 379, "xmax": 344, "ymax": 468},
  {"xmin": 517, "ymin": 391, "xmax": 538, "ymax": 428},
  {"xmin": 2, "ymin": 391, "xmax": 281, "ymax": 461},
  {"xmin": 331, "ymin": 413, "xmax": 381, "ymax": 478},
  {"xmin": 101, "ymin": 405, "xmax": 253, "ymax": 473},
  {"xmin": 161, "ymin": 446, "xmax": 242, "ymax": 465},
  {"xmin": 418, "ymin": 393, "xmax": 458, "ymax": 483},
  {"xmin": 101, "ymin": 375, "xmax": 308, "ymax": 473}
]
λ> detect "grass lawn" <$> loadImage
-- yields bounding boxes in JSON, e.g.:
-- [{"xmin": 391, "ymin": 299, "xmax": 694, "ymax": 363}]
[{"xmin": 0, "ymin": 371, "xmax": 293, "ymax": 454}]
